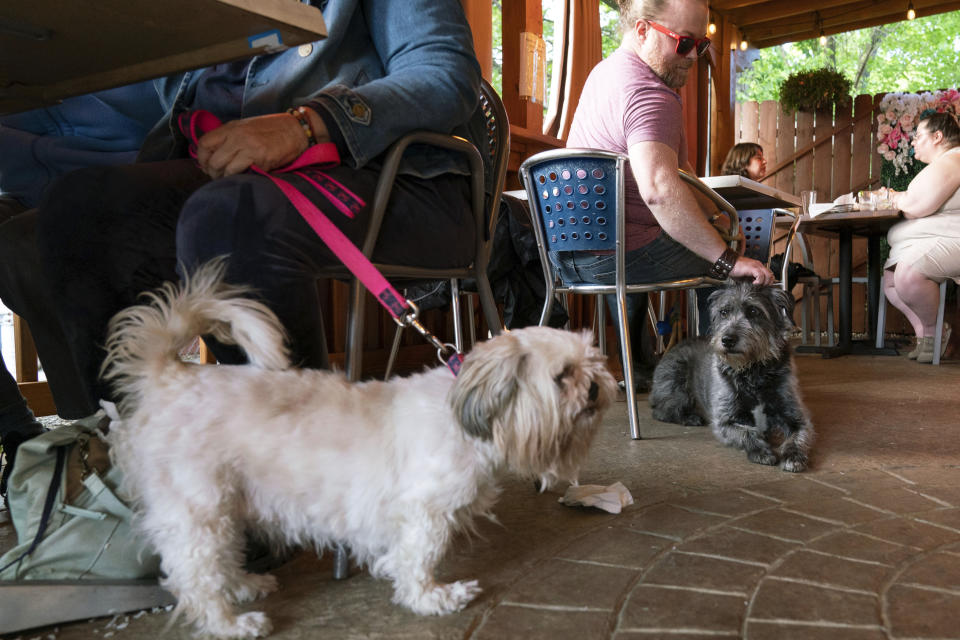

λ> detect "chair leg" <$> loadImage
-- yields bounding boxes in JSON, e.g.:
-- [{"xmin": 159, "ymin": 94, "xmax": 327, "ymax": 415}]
[
  {"xmin": 338, "ymin": 280, "xmax": 365, "ymax": 578},
  {"xmin": 474, "ymin": 274, "xmax": 502, "ymax": 337},
  {"xmin": 595, "ymin": 294, "xmax": 606, "ymax": 355},
  {"xmin": 384, "ymin": 324, "xmax": 404, "ymax": 380},
  {"xmin": 875, "ymin": 284, "xmax": 887, "ymax": 350},
  {"xmin": 345, "ymin": 279, "xmax": 366, "ymax": 382},
  {"xmin": 686, "ymin": 289, "xmax": 698, "ymax": 339},
  {"xmin": 332, "ymin": 544, "xmax": 349, "ymax": 580},
  {"xmin": 450, "ymin": 279, "xmax": 464, "ymax": 353},
  {"xmin": 646, "ymin": 301, "xmax": 658, "ymax": 349},
  {"xmin": 824, "ymin": 286, "xmax": 835, "ymax": 347},
  {"xmin": 466, "ymin": 294, "xmax": 477, "ymax": 349},
  {"xmin": 812, "ymin": 285, "xmax": 822, "ymax": 347},
  {"xmin": 933, "ymin": 280, "xmax": 947, "ymax": 365},
  {"xmin": 656, "ymin": 291, "xmax": 667, "ymax": 354},
  {"xmin": 800, "ymin": 284, "xmax": 811, "ymax": 345},
  {"xmin": 615, "ymin": 291, "xmax": 641, "ymax": 440}
]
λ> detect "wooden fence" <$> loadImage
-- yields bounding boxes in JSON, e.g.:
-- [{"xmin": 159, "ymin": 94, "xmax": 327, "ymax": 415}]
[{"xmin": 733, "ymin": 93, "xmax": 911, "ymax": 334}]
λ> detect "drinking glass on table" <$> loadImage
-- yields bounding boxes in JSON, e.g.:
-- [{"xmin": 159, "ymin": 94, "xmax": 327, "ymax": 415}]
[
  {"xmin": 857, "ymin": 190, "xmax": 876, "ymax": 209},
  {"xmin": 801, "ymin": 190, "xmax": 817, "ymax": 216}
]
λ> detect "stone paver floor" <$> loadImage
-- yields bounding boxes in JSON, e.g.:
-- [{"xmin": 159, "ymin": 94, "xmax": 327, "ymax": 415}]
[{"xmin": 2, "ymin": 349, "xmax": 960, "ymax": 639}]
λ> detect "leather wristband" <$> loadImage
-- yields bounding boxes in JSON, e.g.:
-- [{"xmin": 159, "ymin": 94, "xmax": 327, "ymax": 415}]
[
  {"xmin": 709, "ymin": 247, "xmax": 738, "ymax": 279},
  {"xmin": 287, "ymin": 106, "xmax": 317, "ymax": 146}
]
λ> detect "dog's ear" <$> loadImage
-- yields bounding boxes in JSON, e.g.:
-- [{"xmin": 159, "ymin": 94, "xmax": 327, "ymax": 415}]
[
  {"xmin": 450, "ymin": 335, "xmax": 527, "ymax": 440},
  {"xmin": 708, "ymin": 287, "xmax": 726, "ymax": 305},
  {"xmin": 769, "ymin": 286, "xmax": 795, "ymax": 326}
]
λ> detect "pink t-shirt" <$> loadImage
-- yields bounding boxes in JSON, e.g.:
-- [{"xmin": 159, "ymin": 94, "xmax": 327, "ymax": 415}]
[{"xmin": 567, "ymin": 46, "xmax": 687, "ymax": 251}]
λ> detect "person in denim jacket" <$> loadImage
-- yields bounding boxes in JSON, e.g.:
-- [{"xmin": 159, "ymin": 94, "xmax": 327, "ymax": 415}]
[
  {"xmin": 0, "ymin": 83, "xmax": 163, "ymax": 501},
  {"xmin": 36, "ymin": 0, "xmax": 483, "ymax": 407}
]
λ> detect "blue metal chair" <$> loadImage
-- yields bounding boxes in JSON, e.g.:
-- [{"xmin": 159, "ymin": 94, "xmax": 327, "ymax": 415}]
[
  {"xmin": 519, "ymin": 149, "xmax": 740, "ymax": 439},
  {"xmin": 737, "ymin": 207, "xmax": 836, "ymax": 346}
]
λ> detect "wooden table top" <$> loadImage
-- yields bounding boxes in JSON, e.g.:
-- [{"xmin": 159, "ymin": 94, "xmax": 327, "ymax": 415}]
[
  {"xmin": 798, "ymin": 208, "xmax": 902, "ymax": 238},
  {"xmin": 0, "ymin": 0, "xmax": 327, "ymax": 114}
]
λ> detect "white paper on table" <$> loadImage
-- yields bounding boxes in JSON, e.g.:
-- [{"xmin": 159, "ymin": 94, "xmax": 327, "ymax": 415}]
[
  {"xmin": 559, "ymin": 481, "xmax": 634, "ymax": 514},
  {"xmin": 807, "ymin": 203, "xmax": 838, "ymax": 217}
]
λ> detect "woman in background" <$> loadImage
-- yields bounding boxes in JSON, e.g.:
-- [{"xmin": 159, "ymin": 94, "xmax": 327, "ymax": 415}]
[
  {"xmin": 721, "ymin": 142, "xmax": 767, "ymax": 181},
  {"xmin": 882, "ymin": 111, "xmax": 960, "ymax": 363}
]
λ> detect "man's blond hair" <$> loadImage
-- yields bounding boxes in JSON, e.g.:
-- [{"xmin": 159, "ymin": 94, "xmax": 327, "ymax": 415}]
[
  {"xmin": 617, "ymin": 0, "xmax": 706, "ymax": 35},
  {"xmin": 617, "ymin": 0, "xmax": 669, "ymax": 34}
]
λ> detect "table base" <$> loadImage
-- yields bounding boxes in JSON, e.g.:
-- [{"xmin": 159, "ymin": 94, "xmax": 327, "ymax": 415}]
[{"xmin": 796, "ymin": 340, "xmax": 900, "ymax": 358}]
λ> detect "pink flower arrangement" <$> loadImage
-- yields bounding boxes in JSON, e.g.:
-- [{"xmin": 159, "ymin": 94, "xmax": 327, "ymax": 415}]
[{"xmin": 876, "ymin": 90, "xmax": 960, "ymax": 175}]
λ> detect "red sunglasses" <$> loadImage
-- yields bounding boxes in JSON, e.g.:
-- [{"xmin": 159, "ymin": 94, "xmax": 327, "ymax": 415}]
[{"xmin": 647, "ymin": 20, "xmax": 711, "ymax": 57}]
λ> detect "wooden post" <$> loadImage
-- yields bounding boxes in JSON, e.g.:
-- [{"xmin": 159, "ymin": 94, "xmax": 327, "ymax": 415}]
[
  {"xmin": 461, "ymin": 0, "xmax": 492, "ymax": 82},
  {"xmin": 708, "ymin": 15, "xmax": 736, "ymax": 176},
  {"xmin": 501, "ymin": 0, "xmax": 543, "ymax": 132},
  {"xmin": 13, "ymin": 315, "xmax": 55, "ymax": 416},
  {"xmin": 12, "ymin": 315, "xmax": 38, "ymax": 383}
]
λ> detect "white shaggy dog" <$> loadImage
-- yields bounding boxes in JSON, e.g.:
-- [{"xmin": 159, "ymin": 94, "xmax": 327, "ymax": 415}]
[{"xmin": 101, "ymin": 261, "xmax": 616, "ymax": 638}]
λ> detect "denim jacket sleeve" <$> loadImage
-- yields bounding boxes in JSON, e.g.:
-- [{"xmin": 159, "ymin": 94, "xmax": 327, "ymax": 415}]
[
  {"xmin": 304, "ymin": 0, "xmax": 481, "ymax": 170},
  {"xmin": 139, "ymin": 0, "xmax": 482, "ymax": 175}
]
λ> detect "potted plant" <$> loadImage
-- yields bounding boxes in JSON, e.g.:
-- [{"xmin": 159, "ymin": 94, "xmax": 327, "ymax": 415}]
[{"xmin": 779, "ymin": 67, "xmax": 852, "ymax": 113}]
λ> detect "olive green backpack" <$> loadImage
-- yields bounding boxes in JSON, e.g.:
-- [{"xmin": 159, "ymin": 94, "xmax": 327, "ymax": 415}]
[{"xmin": 0, "ymin": 413, "xmax": 173, "ymax": 634}]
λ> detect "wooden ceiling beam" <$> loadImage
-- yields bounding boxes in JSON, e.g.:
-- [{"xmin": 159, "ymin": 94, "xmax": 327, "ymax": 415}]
[
  {"xmin": 742, "ymin": 1, "xmax": 951, "ymax": 43},
  {"xmin": 723, "ymin": 0, "xmax": 852, "ymax": 28},
  {"xmin": 740, "ymin": 0, "xmax": 912, "ymax": 38},
  {"xmin": 748, "ymin": 2, "xmax": 960, "ymax": 49},
  {"xmin": 710, "ymin": 0, "xmax": 766, "ymax": 10}
]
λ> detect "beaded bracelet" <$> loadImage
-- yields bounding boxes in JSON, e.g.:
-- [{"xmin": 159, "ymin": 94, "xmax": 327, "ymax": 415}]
[{"xmin": 287, "ymin": 106, "xmax": 317, "ymax": 146}]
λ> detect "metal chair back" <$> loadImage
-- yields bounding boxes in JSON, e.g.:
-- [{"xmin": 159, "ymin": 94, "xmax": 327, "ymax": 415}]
[
  {"xmin": 520, "ymin": 148, "xmax": 738, "ymax": 439},
  {"xmin": 525, "ymin": 153, "xmax": 621, "ymax": 257},
  {"xmin": 740, "ymin": 209, "xmax": 775, "ymax": 264}
]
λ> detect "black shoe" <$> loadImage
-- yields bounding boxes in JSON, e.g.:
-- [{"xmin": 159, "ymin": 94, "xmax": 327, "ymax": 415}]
[{"xmin": 1, "ymin": 426, "xmax": 44, "ymax": 510}]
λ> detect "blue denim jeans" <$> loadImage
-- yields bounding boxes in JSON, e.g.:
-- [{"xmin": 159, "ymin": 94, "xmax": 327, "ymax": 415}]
[
  {"xmin": 552, "ymin": 232, "xmax": 713, "ymax": 372},
  {"xmin": 552, "ymin": 231, "xmax": 712, "ymax": 285}
]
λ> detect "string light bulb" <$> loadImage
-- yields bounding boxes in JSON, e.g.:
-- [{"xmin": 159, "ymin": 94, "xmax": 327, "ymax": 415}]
[
  {"xmin": 819, "ymin": 29, "xmax": 827, "ymax": 45},
  {"xmin": 739, "ymin": 38, "xmax": 748, "ymax": 51},
  {"xmin": 708, "ymin": 18, "xmax": 717, "ymax": 35},
  {"xmin": 907, "ymin": 1, "xmax": 916, "ymax": 19}
]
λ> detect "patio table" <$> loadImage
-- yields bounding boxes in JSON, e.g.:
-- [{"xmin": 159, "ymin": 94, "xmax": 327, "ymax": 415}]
[
  {"xmin": 699, "ymin": 175, "xmax": 801, "ymax": 210},
  {"xmin": 798, "ymin": 207, "xmax": 902, "ymax": 357},
  {"xmin": 0, "ymin": 0, "xmax": 327, "ymax": 114}
]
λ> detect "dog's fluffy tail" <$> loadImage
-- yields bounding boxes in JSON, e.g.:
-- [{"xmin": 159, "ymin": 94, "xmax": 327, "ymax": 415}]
[{"xmin": 102, "ymin": 258, "xmax": 290, "ymax": 407}]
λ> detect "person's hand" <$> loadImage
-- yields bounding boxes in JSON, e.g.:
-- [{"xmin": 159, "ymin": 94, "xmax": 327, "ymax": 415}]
[
  {"xmin": 195, "ymin": 112, "xmax": 328, "ymax": 179},
  {"xmin": 730, "ymin": 256, "xmax": 774, "ymax": 286}
]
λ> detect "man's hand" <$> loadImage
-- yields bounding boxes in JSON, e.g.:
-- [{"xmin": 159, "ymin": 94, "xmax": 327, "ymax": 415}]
[
  {"xmin": 195, "ymin": 111, "xmax": 329, "ymax": 179},
  {"xmin": 730, "ymin": 256, "xmax": 774, "ymax": 286}
]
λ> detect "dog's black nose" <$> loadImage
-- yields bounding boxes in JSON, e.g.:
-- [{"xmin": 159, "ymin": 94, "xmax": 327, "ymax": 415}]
[
  {"xmin": 588, "ymin": 381, "xmax": 599, "ymax": 402},
  {"xmin": 721, "ymin": 334, "xmax": 738, "ymax": 349}
]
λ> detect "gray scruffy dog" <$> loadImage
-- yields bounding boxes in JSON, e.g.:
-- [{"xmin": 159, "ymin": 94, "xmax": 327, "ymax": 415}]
[{"xmin": 649, "ymin": 281, "xmax": 814, "ymax": 472}]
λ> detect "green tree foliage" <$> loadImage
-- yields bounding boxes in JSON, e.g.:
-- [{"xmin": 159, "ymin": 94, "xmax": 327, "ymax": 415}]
[
  {"xmin": 600, "ymin": 2, "xmax": 622, "ymax": 58},
  {"xmin": 737, "ymin": 10, "xmax": 960, "ymax": 102}
]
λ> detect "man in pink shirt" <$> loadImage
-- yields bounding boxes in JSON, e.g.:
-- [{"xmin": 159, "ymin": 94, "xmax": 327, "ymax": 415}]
[{"xmin": 561, "ymin": 0, "xmax": 773, "ymax": 385}]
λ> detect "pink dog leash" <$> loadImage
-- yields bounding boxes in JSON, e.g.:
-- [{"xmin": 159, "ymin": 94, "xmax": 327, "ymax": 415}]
[{"xmin": 177, "ymin": 110, "xmax": 463, "ymax": 375}]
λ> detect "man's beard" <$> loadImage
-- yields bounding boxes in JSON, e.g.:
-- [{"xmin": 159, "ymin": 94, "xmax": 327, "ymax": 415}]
[
  {"xmin": 658, "ymin": 63, "xmax": 692, "ymax": 89},
  {"xmin": 647, "ymin": 49, "xmax": 693, "ymax": 88}
]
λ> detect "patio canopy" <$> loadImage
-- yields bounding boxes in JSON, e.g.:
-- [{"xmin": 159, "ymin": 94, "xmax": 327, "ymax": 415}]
[{"xmin": 710, "ymin": 0, "xmax": 960, "ymax": 50}]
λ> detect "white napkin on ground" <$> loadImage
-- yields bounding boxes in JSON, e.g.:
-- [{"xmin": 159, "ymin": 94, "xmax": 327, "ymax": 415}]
[{"xmin": 559, "ymin": 481, "xmax": 634, "ymax": 514}]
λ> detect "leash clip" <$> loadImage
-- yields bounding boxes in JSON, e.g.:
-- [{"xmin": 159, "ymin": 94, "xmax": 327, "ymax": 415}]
[{"xmin": 394, "ymin": 299, "xmax": 463, "ymax": 372}]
